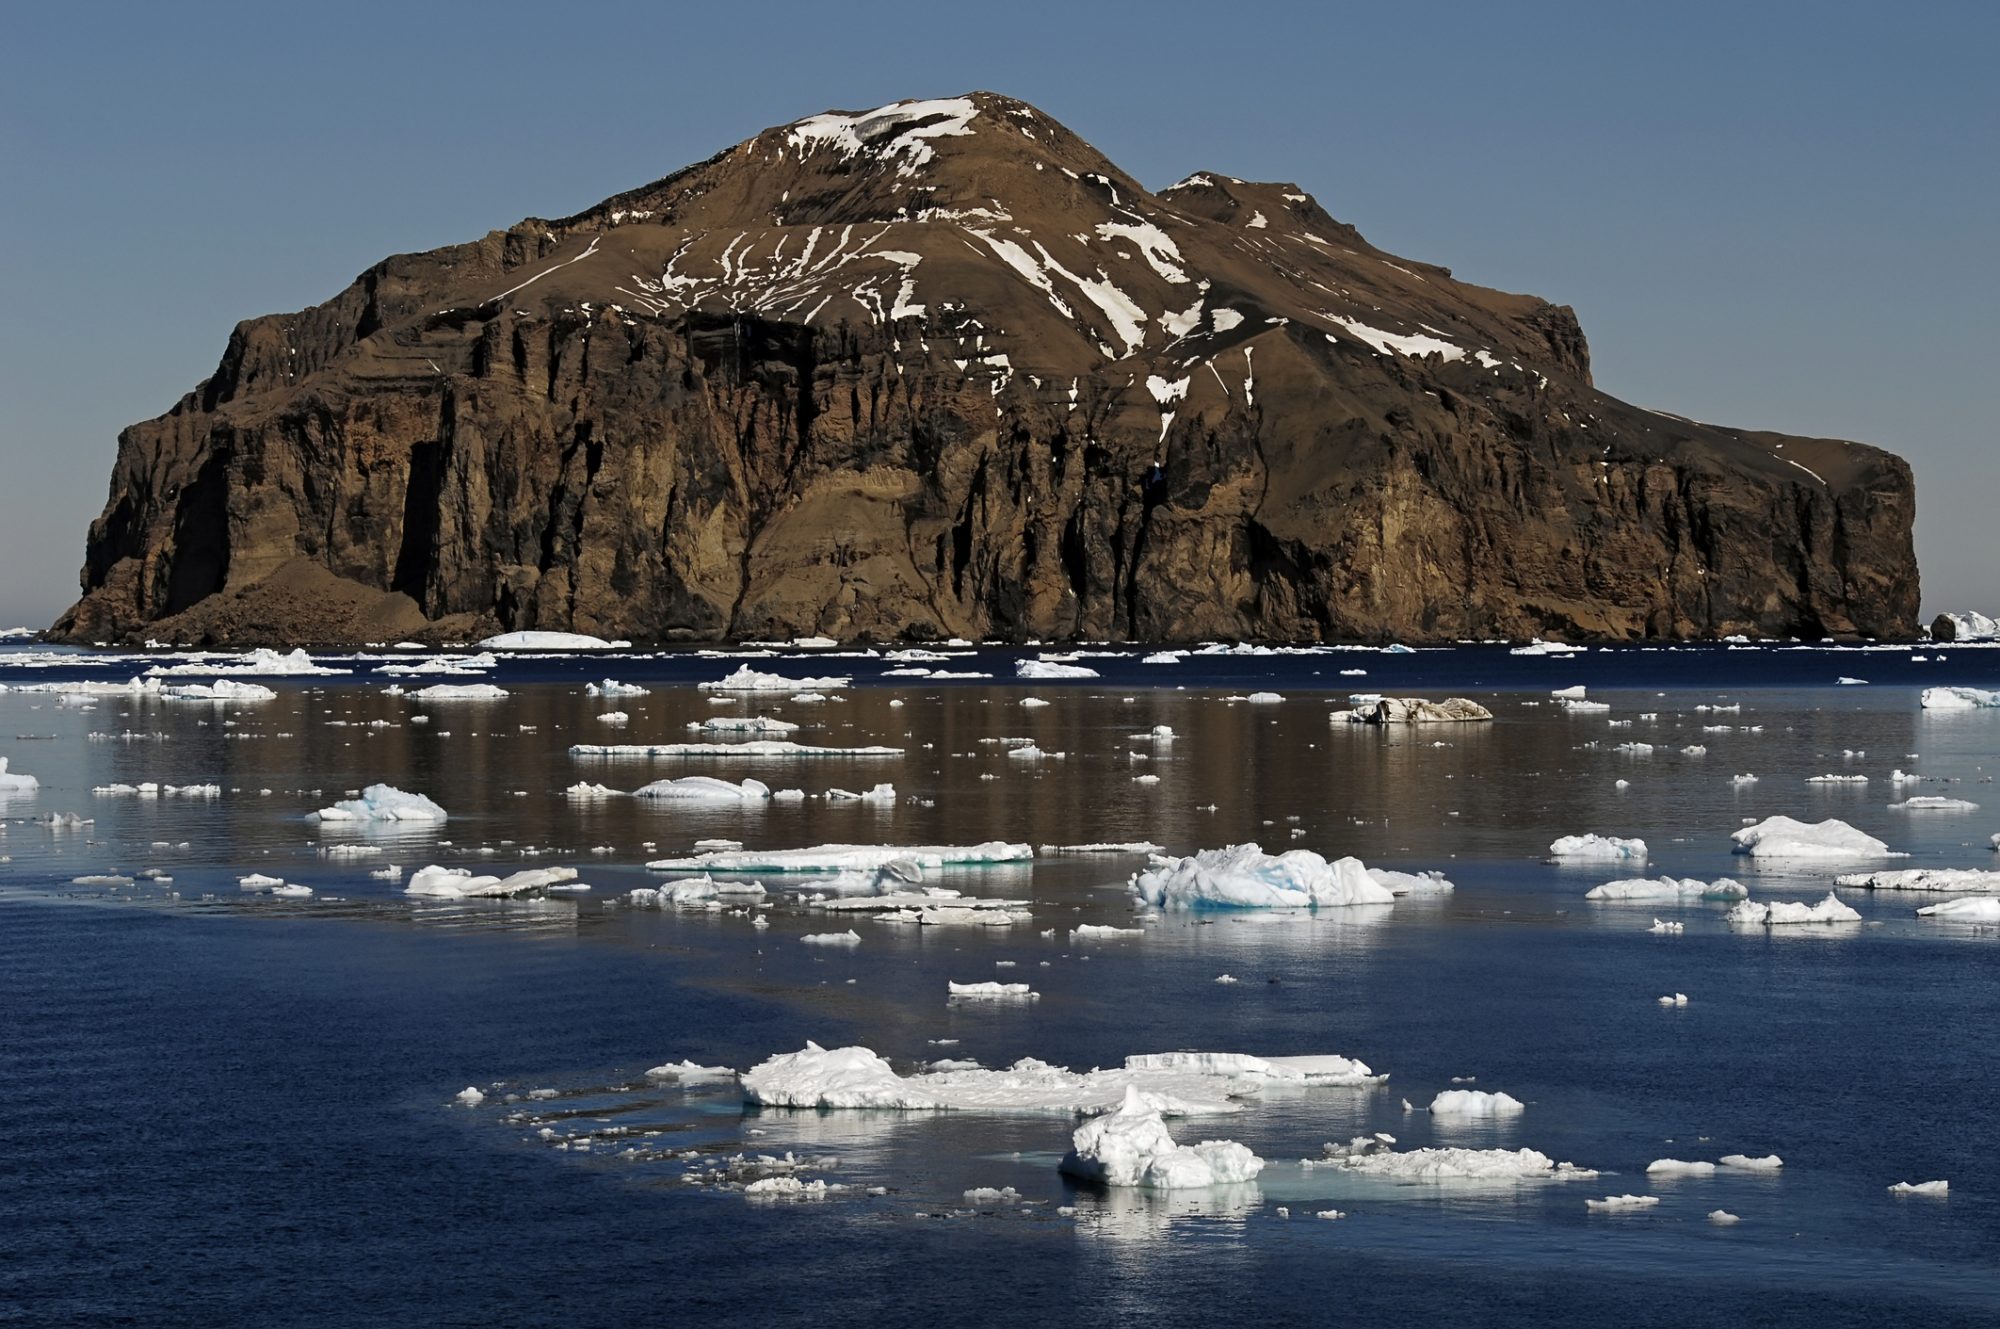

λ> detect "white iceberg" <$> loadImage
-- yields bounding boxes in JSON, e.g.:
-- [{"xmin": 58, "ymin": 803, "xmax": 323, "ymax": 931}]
[
  {"xmin": 1059, "ymin": 1087, "xmax": 1263, "ymax": 1189},
  {"xmin": 1720, "ymin": 1154, "xmax": 1783, "ymax": 1171},
  {"xmin": 1836, "ymin": 868, "xmax": 2000, "ymax": 893},
  {"xmin": 586, "ymin": 679, "xmax": 648, "ymax": 696},
  {"xmin": 408, "ymin": 682, "xmax": 510, "ymax": 700},
  {"xmin": 1586, "ymin": 1194, "xmax": 1660, "ymax": 1212},
  {"xmin": 1888, "ymin": 1179, "xmax": 1949, "ymax": 1196},
  {"xmin": 312, "ymin": 784, "xmax": 447, "ymax": 823},
  {"xmin": 1731, "ymin": 816, "xmax": 1897, "ymax": 860},
  {"xmin": 572, "ymin": 740, "xmax": 899, "ymax": 758},
  {"xmin": 1891, "ymin": 796, "xmax": 1980, "ymax": 811},
  {"xmin": 477, "ymin": 631, "xmax": 622, "ymax": 650},
  {"xmin": 700, "ymin": 665, "xmax": 850, "ymax": 692},
  {"xmin": 1920, "ymin": 687, "xmax": 2000, "ymax": 710},
  {"xmin": 1916, "ymin": 897, "xmax": 2000, "ymax": 922},
  {"xmin": 1428, "ymin": 1089, "xmax": 1524, "ymax": 1116},
  {"xmin": 1646, "ymin": 1159, "xmax": 1717, "ymax": 1177},
  {"xmin": 404, "ymin": 865, "xmax": 578, "ymax": 898},
  {"xmin": 1016, "ymin": 659, "xmax": 1098, "ymax": 680},
  {"xmin": 1550, "ymin": 834, "xmax": 1648, "ymax": 862},
  {"xmin": 689, "ymin": 716, "xmax": 800, "ymax": 735},
  {"xmin": 145, "ymin": 647, "xmax": 343, "ymax": 676},
  {"xmin": 1131, "ymin": 844, "xmax": 1397, "ymax": 909},
  {"xmin": 160, "ymin": 679, "xmax": 278, "ymax": 702},
  {"xmin": 1322, "ymin": 1139, "xmax": 1597, "ymax": 1182},
  {"xmin": 947, "ymin": 981, "xmax": 1038, "ymax": 1000},
  {"xmin": 647, "ymin": 842, "xmax": 1031, "ymax": 873},
  {"xmin": 1725, "ymin": 892, "xmax": 1863, "ymax": 926},
  {"xmin": 631, "ymin": 776, "xmax": 771, "ymax": 803},
  {"xmin": 0, "ymin": 757, "xmax": 39, "ymax": 793},
  {"xmin": 800, "ymin": 931, "xmax": 862, "ymax": 947},
  {"xmin": 1586, "ymin": 876, "xmax": 1747, "ymax": 902}
]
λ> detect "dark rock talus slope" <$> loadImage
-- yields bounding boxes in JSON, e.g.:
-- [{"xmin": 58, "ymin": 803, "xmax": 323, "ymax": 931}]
[{"xmin": 54, "ymin": 93, "xmax": 1919, "ymax": 644}]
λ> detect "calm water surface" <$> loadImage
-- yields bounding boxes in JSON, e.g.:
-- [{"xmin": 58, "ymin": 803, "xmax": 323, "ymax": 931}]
[{"xmin": 2, "ymin": 642, "xmax": 1997, "ymax": 1327}]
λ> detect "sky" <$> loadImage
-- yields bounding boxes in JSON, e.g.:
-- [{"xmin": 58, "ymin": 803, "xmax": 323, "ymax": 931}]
[{"xmin": 1, "ymin": 0, "xmax": 1992, "ymax": 628}]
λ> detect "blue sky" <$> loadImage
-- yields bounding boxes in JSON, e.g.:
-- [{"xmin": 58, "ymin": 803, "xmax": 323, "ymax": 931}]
[{"xmin": 1, "ymin": 0, "xmax": 1992, "ymax": 627}]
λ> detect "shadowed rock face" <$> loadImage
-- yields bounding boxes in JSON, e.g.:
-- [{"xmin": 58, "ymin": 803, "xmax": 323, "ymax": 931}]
[{"xmin": 53, "ymin": 92, "xmax": 1918, "ymax": 646}]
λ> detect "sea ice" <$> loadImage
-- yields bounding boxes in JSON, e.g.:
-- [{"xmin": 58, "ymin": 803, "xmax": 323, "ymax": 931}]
[
  {"xmin": 1725, "ymin": 892, "xmax": 1863, "ymax": 925},
  {"xmin": 700, "ymin": 665, "xmax": 850, "ymax": 692},
  {"xmin": 407, "ymin": 683, "xmax": 510, "ymax": 700},
  {"xmin": 1915, "ymin": 897, "xmax": 2000, "ymax": 921},
  {"xmin": 586, "ymin": 679, "xmax": 649, "ymax": 697},
  {"xmin": 647, "ymin": 842, "xmax": 1031, "ymax": 873},
  {"xmin": 1016, "ymin": 659, "xmax": 1098, "ymax": 680},
  {"xmin": 312, "ymin": 784, "xmax": 447, "ymax": 823},
  {"xmin": 404, "ymin": 865, "xmax": 578, "ymax": 898},
  {"xmin": 1058, "ymin": 1087, "xmax": 1263, "ymax": 1189},
  {"xmin": 1708, "ymin": 1209, "xmax": 1742, "ymax": 1224},
  {"xmin": 1730, "ymin": 816, "xmax": 1898, "ymax": 860},
  {"xmin": 947, "ymin": 981, "xmax": 1038, "ymax": 1000},
  {"xmin": 1920, "ymin": 687, "xmax": 2000, "ymax": 710},
  {"xmin": 1332, "ymin": 697, "xmax": 1492, "ymax": 724},
  {"xmin": 1892, "ymin": 796, "xmax": 1980, "ymax": 811},
  {"xmin": 1835, "ymin": 867, "xmax": 2000, "ymax": 893},
  {"xmin": 1585, "ymin": 1194, "xmax": 1660, "ymax": 1212},
  {"xmin": 801, "ymin": 931, "xmax": 862, "ymax": 947},
  {"xmin": 0, "ymin": 757, "xmax": 39, "ymax": 793},
  {"xmin": 1719, "ymin": 1154, "xmax": 1783, "ymax": 1171},
  {"xmin": 572, "ymin": 740, "xmax": 899, "ymax": 758},
  {"xmin": 631, "ymin": 776, "xmax": 772, "ymax": 803},
  {"xmin": 690, "ymin": 716, "xmax": 800, "ymax": 735},
  {"xmin": 1646, "ymin": 1159, "xmax": 1717, "ymax": 1177},
  {"xmin": 1321, "ymin": 1138, "xmax": 1597, "ymax": 1182},
  {"xmin": 477, "ymin": 631, "xmax": 622, "ymax": 650},
  {"xmin": 1131, "ymin": 844, "xmax": 1398, "ymax": 909},
  {"xmin": 1428, "ymin": 1090, "xmax": 1525, "ymax": 1117},
  {"xmin": 1888, "ymin": 1180, "xmax": 1949, "ymax": 1196},
  {"xmin": 1586, "ymin": 876, "xmax": 1746, "ymax": 902},
  {"xmin": 1550, "ymin": 834, "xmax": 1648, "ymax": 862}
]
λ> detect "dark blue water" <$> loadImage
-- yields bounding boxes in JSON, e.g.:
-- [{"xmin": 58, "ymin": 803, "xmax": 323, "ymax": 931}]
[{"xmin": 3, "ymin": 642, "xmax": 1997, "ymax": 1327}]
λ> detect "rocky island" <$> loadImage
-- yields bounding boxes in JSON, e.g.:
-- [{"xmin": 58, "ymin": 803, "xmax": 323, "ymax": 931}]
[{"xmin": 52, "ymin": 93, "xmax": 1919, "ymax": 645}]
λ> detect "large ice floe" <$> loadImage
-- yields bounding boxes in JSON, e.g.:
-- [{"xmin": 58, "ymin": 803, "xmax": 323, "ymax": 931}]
[
  {"xmin": 631, "ymin": 776, "xmax": 774, "ymax": 803},
  {"xmin": 1315, "ymin": 1136, "xmax": 1598, "ymax": 1182},
  {"xmin": 1730, "ymin": 816, "xmax": 1899, "ymax": 860},
  {"xmin": 0, "ymin": 757, "xmax": 38, "ymax": 793},
  {"xmin": 161, "ymin": 679, "xmax": 280, "ymax": 702},
  {"xmin": 1016, "ymin": 659, "xmax": 1098, "ymax": 680},
  {"xmin": 1915, "ymin": 897, "xmax": 2000, "ymax": 922},
  {"xmin": 476, "ymin": 631, "xmax": 624, "ymax": 650},
  {"xmin": 1549, "ymin": 834, "xmax": 1648, "ymax": 862},
  {"xmin": 571, "ymin": 740, "xmax": 900, "ymax": 758},
  {"xmin": 1330, "ymin": 697, "xmax": 1492, "ymax": 724},
  {"xmin": 1585, "ymin": 876, "xmax": 1748, "ymax": 902},
  {"xmin": 1920, "ymin": 686, "xmax": 2000, "ymax": 710},
  {"xmin": 312, "ymin": 784, "xmax": 447, "ymax": 823},
  {"xmin": 1428, "ymin": 1090, "xmax": 1525, "ymax": 1116},
  {"xmin": 404, "ymin": 865, "xmax": 579, "ymax": 898},
  {"xmin": 586, "ymin": 679, "xmax": 649, "ymax": 697},
  {"xmin": 645, "ymin": 842, "xmax": 1032, "ymax": 873},
  {"xmin": 740, "ymin": 1045, "xmax": 1382, "ymax": 1115},
  {"xmin": 1834, "ymin": 867, "xmax": 2000, "ymax": 893},
  {"xmin": 1725, "ymin": 893, "xmax": 1863, "ymax": 926},
  {"xmin": 1130, "ymin": 845, "xmax": 1412, "ymax": 909},
  {"xmin": 1059, "ymin": 1087, "xmax": 1263, "ymax": 1189},
  {"xmin": 700, "ymin": 665, "xmax": 850, "ymax": 692},
  {"xmin": 144, "ymin": 647, "xmax": 344, "ymax": 677},
  {"xmin": 689, "ymin": 716, "xmax": 800, "ymax": 735},
  {"xmin": 403, "ymin": 682, "xmax": 510, "ymax": 700}
]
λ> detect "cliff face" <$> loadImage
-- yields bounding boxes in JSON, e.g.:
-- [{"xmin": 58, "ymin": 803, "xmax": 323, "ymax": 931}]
[{"xmin": 53, "ymin": 93, "xmax": 1919, "ymax": 645}]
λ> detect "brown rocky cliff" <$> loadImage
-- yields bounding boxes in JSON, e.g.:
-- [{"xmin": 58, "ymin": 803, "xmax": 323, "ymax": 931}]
[{"xmin": 53, "ymin": 93, "xmax": 1919, "ymax": 645}]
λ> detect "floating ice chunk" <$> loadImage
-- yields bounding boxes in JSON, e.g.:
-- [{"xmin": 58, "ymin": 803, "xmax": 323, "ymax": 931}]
[
  {"xmin": 1132, "ymin": 844, "xmax": 1397, "ymax": 909},
  {"xmin": 823, "ymin": 783, "xmax": 896, "ymax": 805},
  {"xmin": 801, "ymin": 930, "xmax": 862, "ymax": 947},
  {"xmin": 455, "ymin": 1086, "xmax": 485, "ymax": 1106},
  {"xmin": 404, "ymin": 865, "xmax": 578, "ymax": 898},
  {"xmin": 649, "ymin": 842, "xmax": 1029, "ymax": 873},
  {"xmin": 1840, "ymin": 860, "xmax": 2000, "ymax": 892},
  {"xmin": 565, "ymin": 782, "xmax": 623, "ymax": 801},
  {"xmin": 1365, "ymin": 868, "xmax": 1456, "ymax": 895},
  {"xmin": 1725, "ymin": 892, "xmax": 1862, "ymax": 926},
  {"xmin": 238, "ymin": 873, "xmax": 286, "ymax": 891},
  {"xmin": 145, "ymin": 647, "xmax": 343, "ymax": 677},
  {"xmin": 1708, "ymin": 1209, "xmax": 1742, "ymax": 1224},
  {"xmin": 1428, "ymin": 1090, "xmax": 1524, "ymax": 1117},
  {"xmin": 1891, "ymin": 796, "xmax": 1980, "ymax": 812},
  {"xmin": 701, "ymin": 665, "xmax": 850, "ymax": 692},
  {"xmin": 586, "ymin": 679, "xmax": 648, "ymax": 697},
  {"xmin": 743, "ymin": 1176, "xmax": 833, "ymax": 1199},
  {"xmin": 595, "ymin": 711, "xmax": 629, "ymax": 725},
  {"xmin": 1324, "ymin": 1139, "xmax": 1597, "ymax": 1181},
  {"xmin": 1731, "ymin": 774, "xmax": 1760, "ymax": 786},
  {"xmin": 1016, "ymin": 659, "xmax": 1098, "ymax": 680},
  {"xmin": 644, "ymin": 1060, "xmax": 736, "ymax": 1083},
  {"xmin": 1214, "ymin": 974, "xmax": 1239, "ymax": 984},
  {"xmin": 1657, "ymin": 993, "xmax": 1691, "ymax": 1006},
  {"xmin": 1550, "ymin": 834, "xmax": 1648, "ymax": 862},
  {"xmin": 1245, "ymin": 692, "xmax": 1284, "ymax": 704},
  {"xmin": 1647, "ymin": 1158, "xmax": 1716, "ymax": 1177},
  {"xmin": 1915, "ymin": 897, "xmax": 2000, "ymax": 921},
  {"xmin": 1073, "ymin": 923, "xmax": 1145, "ymax": 939},
  {"xmin": 408, "ymin": 683, "xmax": 510, "ymax": 700},
  {"xmin": 1806, "ymin": 773, "xmax": 1868, "ymax": 785},
  {"xmin": 572, "ymin": 740, "xmax": 899, "ymax": 758},
  {"xmin": 312, "ymin": 784, "xmax": 447, "ymax": 823},
  {"xmin": 1042, "ymin": 842, "xmax": 1164, "ymax": 856},
  {"xmin": 1059, "ymin": 1086, "xmax": 1264, "ymax": 1189},
  {"xmin": 1551, "ymin": 685, "xmax": 1588, "ymax": 700},
  {"xmin": 1333, "ymin": 696, "xmax": 1492, "ymax": 724},
  {"xmin": 632, "ymin": 776, "xmax": 771, "ymax": 803},
  {"xmin": 1586, "ymin": 876, "xmax": 1745, "ymax": 902},
  {"xmin": 477, "ymin": 631, "xmax": 622, "ymax": 650},
  {"xmin": 1888, "ymin": 1180, "xmax": 1949, "ymax": 1196},
  {"xmin": 689, "ymin": 716, "xmax": 801, "ymax": 735},
  {"xmin": 1731, "ymin": 816, "xmax": 1897, "ymax": 859},
  {"xmin": 1585, "ymin": 1194, "xmax": 1660, "ymax": 1212},
  {"xmin": 1649, "ymin": 919, "xmax": 1684, "ymax": 934},
  {"xmin": 947, "ymin": 981, "xmax": 1038, "ymax": 1000},
  {"xmin": 1720, "ymin": 1154, "xmax": 1783, "ymax": 1171},
  {"xmin": 0, "ymin": 757, "xmax": 39, "ymax": 793},
  {"xmin": 1513, "ymin": 640, "xmax": 1582, "ymax": 656},
  {"xmin": 161, "ymin": 679, "xmax": 279, "ymax": 702},
  {"xmin": 1836, "ymin": 677, "xmax": 1868, "ymax": 686},
  {"xmin": 1920, "ymin": 687, "xmax": 2000, "ymax": 710}
]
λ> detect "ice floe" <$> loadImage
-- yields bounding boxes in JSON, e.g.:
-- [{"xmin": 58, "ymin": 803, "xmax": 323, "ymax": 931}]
[
  {"xmin": 1317, "ymin": 1137, "xmax": 1597, "ymax": 1182},
  {"xmin": 1720, "ymin": 1154, "xmax": 1784, "ymax": 1171},
  {"xmin": 646, "ymin": 842, "xmax": 1032, "ymax": 873},
  {"xmin": 947, "ymin": 980, "xmax": 1038, "ymax": 1001},
  {"xmin": 1646, "ymin": 1159, "xmax": 1717, "ymax": 1177},
  {"xmin": 1920, "ymin": 687, "xmax": 1999, "ymax": 710},
  {"xmin": 1835, "ymin": 867, "xmax": 2000, "ymax": 893},
  {"xmin": 477, "ymin": 631, "xmax": 624, "ymax": 650},
  {"xmin": 701, "ymin": 665, "xmax": 850, "ymax": 692},
  {"xmin": 800, "ymin": 930, "xmax": 862, "ymax": 947},
  {"xmin": 404, "ymin": 865, "xmax": 579, "ymax": 898},
  {"xmin": 405, "ymin": 682, "xmax": 510, "ymax": 701},
  {"xmin": 632, "ymin": 776, "xmax": 772, "ymax": 803},
  {"xmin": 689, "ymin": 716, "xmax": 800, "ymax": 735},
  {"xmin": 1428, "ymin": 1090, "xmax": 1524, "ymax": 1116},
  {"xmin": 1888, "ymin": 1179, "xmax": 1949, "ymax": 1196},
  {"xmin": 1586, "ymin": 1194, "xmax": 1660, "ymax": 1212},
  {"xmin": 312, "ymin": 784, "xmax": 447, "ymax": 823},
  {"xmin": 1131, "ymin": 844, "xmax": 1399, "ymax": 909},
  {"xmin": 1059, "ymin": 1087, "xmax": 1263, "ymax": 1189},
  {"xmin": 1725, "ymin": 893, "xmax": 1862, "ymax": 925},
  {"xmin": 572, "ymin": 740, "xmax": 899, "ymax": 758},
  {"xmin": 0, "ymin": 757, "xmax": 39, "ymax": 793},
  {"xmin": 1585, "ymin": 876, "xmax": 1746, "ymax": 902},
  {"xmin": 1016, "ymin": 659, "xmax": 1098, "ymax": 680},
  {"xmin": 1550, "ymin": 834, "xmax": 1648, "ymax": 862},
  {"xmin": 586, "ymin": 679, "xmax": 649, "ymax": 697},
  {"xmin": 1332, "ymin": 696, "xmax": 1492, "ymax": 724},
  {"xmin": 1915, "ymin": 897, "xmax": 2000, "ymax": 922},
  {"xmin": 1730, "ymin": 816, "xmax": 1898, "ymax": 860}
]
